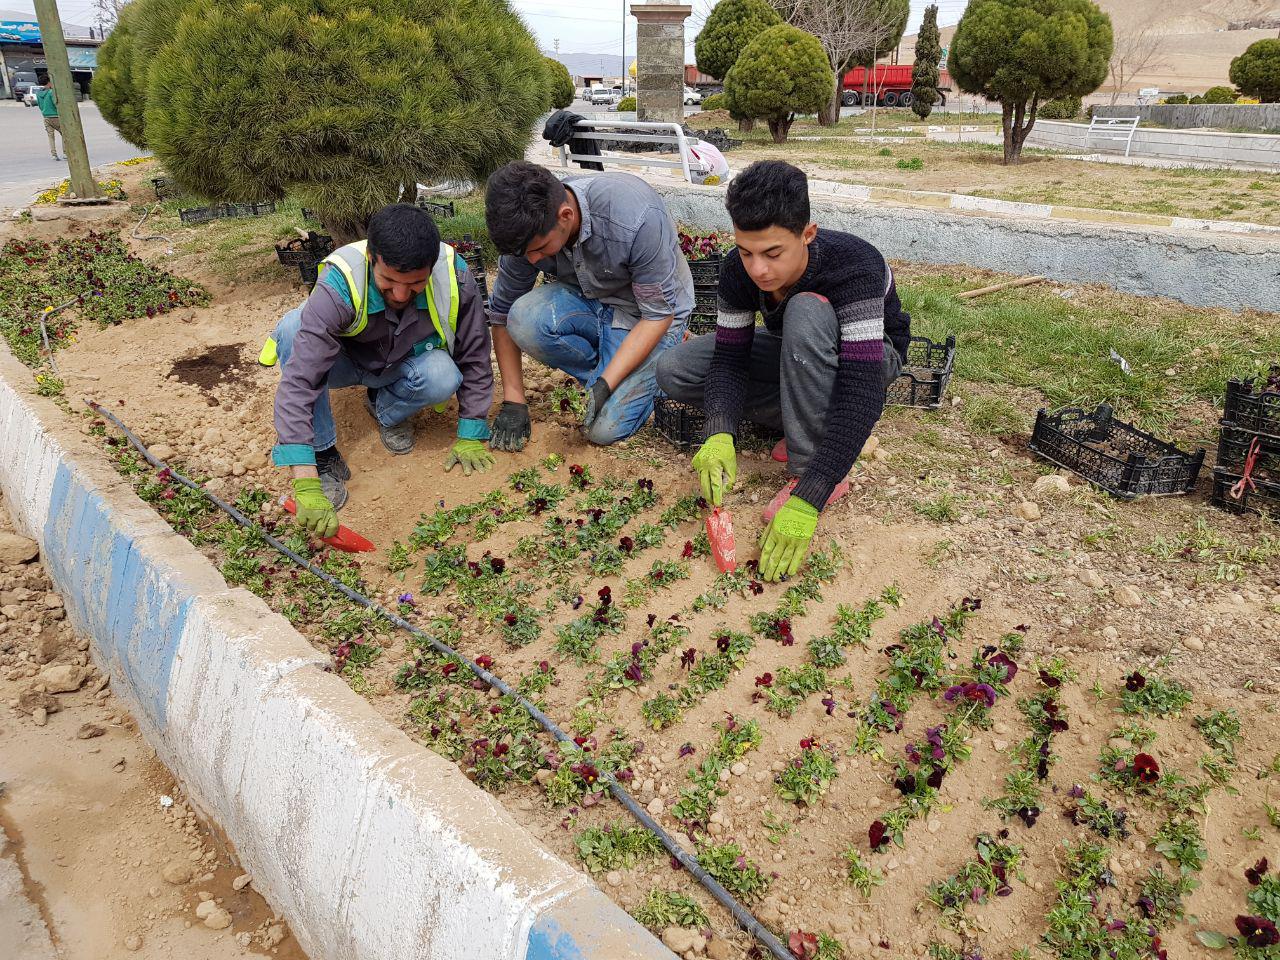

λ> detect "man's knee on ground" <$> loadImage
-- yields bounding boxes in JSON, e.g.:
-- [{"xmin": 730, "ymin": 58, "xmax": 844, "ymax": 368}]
[
  {"xmin": 655, "ymin": 337, "xmax": 712, "ymax": 401},
  {"xmin": 584, "ymin": 415, "xmax": 635, "ymax": 447}
]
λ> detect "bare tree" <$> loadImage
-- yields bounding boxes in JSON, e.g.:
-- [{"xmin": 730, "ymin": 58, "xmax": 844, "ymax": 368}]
[
  {"xmin": 773, "ymin": 0, "xmax": 906, "ymax": 126},
  {"xmin": 93, "ymin": 0, "xmax": 128, "ymax": 32},
  {"xmin": 1108, "ymin": 26, "xmax": 1167, "ymax": 105}
]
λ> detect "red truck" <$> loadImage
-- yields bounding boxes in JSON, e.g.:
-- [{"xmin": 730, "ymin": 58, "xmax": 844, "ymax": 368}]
[{"xmin": 842, "ymin": 64, "xmax": 952, "ymax": 108}]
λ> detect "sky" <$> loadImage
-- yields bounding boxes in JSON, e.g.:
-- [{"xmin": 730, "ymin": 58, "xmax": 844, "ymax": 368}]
[{"xmin": 2, "ymin": 0, "xmax": 972, "ymax": 52}]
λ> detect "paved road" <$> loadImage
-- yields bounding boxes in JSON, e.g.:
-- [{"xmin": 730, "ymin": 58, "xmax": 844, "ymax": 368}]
[{"xmin": 0, "ymin": 99, "xmax": 145, "ymax": 212}]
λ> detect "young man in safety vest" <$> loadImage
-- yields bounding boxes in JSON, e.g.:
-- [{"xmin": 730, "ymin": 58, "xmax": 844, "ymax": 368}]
[
  {"xmin": 657, "ymin": 161, "xmax": 910, "ymax": 582},
  {"xmin": 483, "ymin": 161, "xmax": 693, "ymax": 450},
  {"xmin": 269, "ymin": 203, "xmax": 494, "ymax": 538}
]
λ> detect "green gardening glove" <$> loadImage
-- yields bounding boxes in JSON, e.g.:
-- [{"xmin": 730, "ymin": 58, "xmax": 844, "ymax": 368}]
[
  {"xmin": 759, "ymin": 496, "xmax": 818, "ymax": 583},
  {"xmin": 292, "ymin": 477, "xmax": 338, "ymax": 539},
  {"xmin": 444, "ymin": 438, "xmax": 495, "ymax": 476},
  {"xmin": 691, "ymin": 433, "xmax": 737, "ymax": 506}
]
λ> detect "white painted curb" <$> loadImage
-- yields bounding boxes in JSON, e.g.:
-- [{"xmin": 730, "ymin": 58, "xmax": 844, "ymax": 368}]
[{"xmin": 0, "ymin": 344, "xmax": 672, "ymax": 960}]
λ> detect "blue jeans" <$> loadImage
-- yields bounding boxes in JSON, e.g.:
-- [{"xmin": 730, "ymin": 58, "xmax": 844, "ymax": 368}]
[
  {"xmin": 273, "ymin": 307, "xmax": 463, "ymax": 451},
  {"xmin": 506, "ymin": 284, "xmax": 682, "ymax": 445}
]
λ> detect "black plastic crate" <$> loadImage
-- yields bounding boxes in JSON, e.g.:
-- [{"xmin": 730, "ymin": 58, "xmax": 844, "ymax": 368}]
[
  {"xmin": 686, "ymin": 317, "xmax": 716, "ymax": 337},
  {"xmin": 686, "ymin": 256, "xmax": 722, "ymax": 286},
  {"xmin": 1217, "ymin": 423, "xmax": 1280, "ymax": 481},
  {"xmin": 416, "ymin": 199, "xmax": 456, "ymax": 220},
  {"xmin": 151, "ymin": 176, "xmax": 182, "ymax": 200},
  {"xmin": 461, "ymin": 251, "xmax": 488, "ymax": 302},
  {"xmin": 299, "ymin": 259, "xmax": 321, "ymax": 289},
  {"xmin": 886, "ymin": 335, "xmax": 956, "ymax": 409},
  {"xmin": 228, "ymin": 201, "xmax": 277, "ymax": 218},
  {"xmin": 178, "ymin": 205, "xmax": 219, "ymax": 225},
  {"xmin": 275, "ymin": 232, "xmax": 334, "ymax": 266},
  {"xmin": 1028, "ymin": 404, "xmax": 1205, "ymax": 499},
  {"xmin": 1212, "ymin": 466, "xmax": 1280, "ymax": 514},
  {"xmin": 653, "ymin": 398, "xmax": 780, "ymax": 450},
  {"xmin": 693, "ymin": 289, "xmax": 717, "ymax": 316},
  {"xmin": 301, "ymin": 207, "xmax": 321, "ymax": 224},
  {"xmin": 1222, "ymin": 369, "xmax": 1280, "ymax": 441}
]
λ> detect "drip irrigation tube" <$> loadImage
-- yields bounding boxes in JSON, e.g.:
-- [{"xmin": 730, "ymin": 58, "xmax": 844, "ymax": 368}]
[{"xmin": 88, "ymin": 402, "xmax": 794, "ymax": 960}]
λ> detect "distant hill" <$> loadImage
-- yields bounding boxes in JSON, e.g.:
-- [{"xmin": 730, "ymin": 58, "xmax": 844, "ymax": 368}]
[
  {"xmin": 901, "ymin": 0, "xmax": 1280, "ymax": 94},
  {"xmin": 547, "ymin": 53, "xmax": 627, "ymax": 82}
]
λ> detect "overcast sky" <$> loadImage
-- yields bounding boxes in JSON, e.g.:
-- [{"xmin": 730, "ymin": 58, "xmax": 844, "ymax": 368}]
[{"xmin": 3, "ymin": 0, "xmax": 970, "ymax": 54}]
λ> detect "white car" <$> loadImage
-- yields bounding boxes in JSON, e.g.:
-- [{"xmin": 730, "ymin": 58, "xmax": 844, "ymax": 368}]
[
  {"xmin": 684, "ymin": 87, "xmax": 702, "ymax": 106},
  {"xmin": 23, "ymin": 90, "xmax": 37, "ymax": 107},
  {"xmin": 589, "ymin": 87, "xmax": 617, "ymax": 106}
]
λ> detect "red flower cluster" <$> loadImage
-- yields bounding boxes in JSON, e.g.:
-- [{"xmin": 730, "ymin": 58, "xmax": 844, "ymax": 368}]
[{"xmin": 1132, "ymin": 753, "xmax": 1160, "ymax": 784}]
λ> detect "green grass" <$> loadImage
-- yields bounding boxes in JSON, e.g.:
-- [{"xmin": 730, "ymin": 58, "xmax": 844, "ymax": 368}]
[{"xmin": 901, "ymin": 278, "xmax": 1280, "ymax": 429}]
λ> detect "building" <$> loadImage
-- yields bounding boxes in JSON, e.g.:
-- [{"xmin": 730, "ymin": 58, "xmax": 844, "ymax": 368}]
[{"xmin": 1, "ymin": 17, "xmax": 101, "ymax": 99}]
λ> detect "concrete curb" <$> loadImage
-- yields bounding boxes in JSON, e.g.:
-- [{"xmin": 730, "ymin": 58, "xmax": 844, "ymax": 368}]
[{"xmin": 0, "ymin": 345, "xmax": 672, "ymax": 960}]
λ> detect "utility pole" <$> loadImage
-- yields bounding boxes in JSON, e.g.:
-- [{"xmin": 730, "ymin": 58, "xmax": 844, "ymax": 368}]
[
  {"xmin": 33, "ymin": 0, "xmax": 99, "ymax": 200},
  {"xmin": 621, "ymin": 0, "xmax": 626, "ymax": 92}
]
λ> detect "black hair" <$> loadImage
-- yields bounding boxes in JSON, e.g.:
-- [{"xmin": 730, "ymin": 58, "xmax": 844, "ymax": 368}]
[
  {"xmin": 37, "ymin": 74, "xmax": 50, "ymax": 85},
  {"xmin": 725, "ymin": 160, "xmax": 811, "ymax": 234},
  {"xmin": 485, "ymin": 161, "xmax": 568, "ymax": 256},
  {"xmin": 366, "ymin": 203, "xmax": 440, "ymax": 273}
]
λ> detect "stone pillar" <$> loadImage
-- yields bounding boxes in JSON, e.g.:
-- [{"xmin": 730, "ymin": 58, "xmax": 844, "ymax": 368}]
[{"xmin": 631, "ymin": 2, "xmax": 691, "ymax": 124}]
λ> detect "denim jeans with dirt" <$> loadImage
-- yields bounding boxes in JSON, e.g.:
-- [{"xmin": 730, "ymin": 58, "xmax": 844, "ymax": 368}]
[{"xmin": 506, "ymin": 284, "xmax": 683, "ymax": 445}]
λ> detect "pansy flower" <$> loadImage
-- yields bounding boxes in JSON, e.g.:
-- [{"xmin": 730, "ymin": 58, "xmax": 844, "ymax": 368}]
[
  {"xmin": 1132, "ymin": 753, "xmax": 1160, "ymax": 784},
  {"xmin": 869, "ymin": 820, "xmax": 889, "ymax": 850},
  {"xmin": 1235, "ymin": 916, "xmax": 1280, "ymax": 948}
]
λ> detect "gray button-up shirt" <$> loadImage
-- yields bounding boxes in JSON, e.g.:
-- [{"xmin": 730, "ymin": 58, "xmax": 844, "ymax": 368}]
[{"xmin": 487, "ymin": 172, "xmax": 694, "ymax": 330}]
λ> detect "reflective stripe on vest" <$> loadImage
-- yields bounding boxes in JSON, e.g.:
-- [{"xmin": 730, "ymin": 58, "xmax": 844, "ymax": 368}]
[{"xmin": 317, "ymin": 240, "xmax": 460, "ymax": 353}]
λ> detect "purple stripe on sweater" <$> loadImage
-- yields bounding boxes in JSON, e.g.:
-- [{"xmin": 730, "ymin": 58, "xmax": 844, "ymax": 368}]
[
  {"xmin": 715, "ymin": 325, "xmax": 755, "ymax": 345},
  {"xmin": 841, "ymin": 338, "xmax": 884, "ymax": 362}
]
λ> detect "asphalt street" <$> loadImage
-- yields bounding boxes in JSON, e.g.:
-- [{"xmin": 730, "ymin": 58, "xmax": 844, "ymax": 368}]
[{"xmin": 0, "ymin": 99, "xmax": 144, "ymax": 212}]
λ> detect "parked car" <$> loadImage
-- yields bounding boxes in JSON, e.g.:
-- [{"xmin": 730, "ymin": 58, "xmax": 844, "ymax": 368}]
[
  {"xmin": 23, "ymin": 90, "xmax": 37, "ymax": 107},
  {"xmin": 589, "ymin": 87, "xmax": 617, "ymax": 106},
  {"xmin": 684, "ymin": 86, "xmax": 702, "ymax": 106},
  {"xmin": 11, "ymin": 70, "xmax": 39, "ymax": 103}
]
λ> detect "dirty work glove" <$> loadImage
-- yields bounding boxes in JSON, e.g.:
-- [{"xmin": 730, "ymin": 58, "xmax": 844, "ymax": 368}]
[
  {"xmin": 759, "ymin": 496, "xmax": 818, "ymax": 583},
  {"xmin": 490, "ymin": 401, "xmax": 531, "ymax": 452},
  {"xmin": 691, "ymin": 433, "xmax": 737, "ymax": 506},
  {"xmin": 582, "ymin": 379, "xmax": 613, "ymax": 430},
  {"xmin": 292, "ymin": 477, "xmax": 338, "ymax": 539},
  {"xmin": 444, "ymin": 439, "xmax": 495, "ymax": 476}
]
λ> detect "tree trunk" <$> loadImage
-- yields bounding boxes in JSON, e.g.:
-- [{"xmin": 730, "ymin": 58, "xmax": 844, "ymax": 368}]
[
  {"xmin": 1000, "ymin": 102, "xmax": 1016, "ymax": 164},
  {"xmin": 768, "ymin": 114, "xmax": 794, "ymax": 143},
  {"xmin": 738, "ymin": 117, "xmax": 755, "ymax": 133},
  {"xmin": 1003, "ymin": 96, "xmax": 1038, "ymax": 165},
  {"xmin": 817, "ymin": 73, "xmax": 841, "ymax": 127},
  {"xmin": 325, "ymin": 217, "xmax": 366, "ymax": 247}
]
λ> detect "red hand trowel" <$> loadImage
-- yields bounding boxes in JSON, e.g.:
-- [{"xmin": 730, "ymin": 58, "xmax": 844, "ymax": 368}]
[
  {"xmin": 705, "ymin": 506, "xmax": 737, "ymax": 573},
  {"xmin": 280, "ymin": 498, "xmax": 376, "ymax": 553}
]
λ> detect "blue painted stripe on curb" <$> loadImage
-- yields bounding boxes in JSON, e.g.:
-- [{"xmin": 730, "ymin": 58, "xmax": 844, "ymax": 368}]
[
  {"xmin": 42, "ymin": 461, "xmax": 188, "ymax": 728},
  {"xmin": 527, "ymin": 916, "xmax": 587, "ymax": 960}
]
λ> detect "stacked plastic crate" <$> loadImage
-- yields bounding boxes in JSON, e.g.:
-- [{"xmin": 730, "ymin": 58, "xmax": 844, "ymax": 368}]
[{"xmin": 1213, "ymin": 367, "xmax": 1280, "ymax": 514}]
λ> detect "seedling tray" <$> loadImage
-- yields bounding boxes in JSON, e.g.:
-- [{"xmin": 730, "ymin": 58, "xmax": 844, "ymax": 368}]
[
  {"xmin": 686, "ymin": 255, "xmax": 722, "ymax": 287},
  {"xmin": 179, "ymin": 201, "xmax": 277, "ymax": 224},
  {"xmin": 886, "ymin": 335, "xmax": 956, "ymax": 409},
  {"xmin": 693, "ymin": 289, "xmax": 717, "ymax": 316},
  {"xmin": 1212, "ymin": 466, "xmax": 1280, "ymax": 514},
  {"xmin": 461, "ymin": 251, "xmax": 488, "ymax": 302},
  {"xmin": 1222, "ymin": 369, "xmax": 1280, "ymax": 441},
  {"xmin": 1216, "ymin": 423, "xmax": 1280, "ymax": 483},
  {"xmin": 686, "ymin": 317, "xmax": 716, "ymax": 337},
  {"xmin": 1028, "ymin": 403, "xmax": 1205, "ymax": 499},
  {"xmin": 654, "ymin": 398, "xmax": 780, "ymax": 450},
  {"xmin": 416, "ymin": 199, "xmax": 456, "ymax": 221}
]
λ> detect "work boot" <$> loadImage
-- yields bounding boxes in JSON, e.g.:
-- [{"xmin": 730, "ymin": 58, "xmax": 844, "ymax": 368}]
[
  {"xmin": 365, "ymin": 388, "xmax": 415, "ymax": 455},
  {"xmin": 315, "ymin": 445, "xmax": 350, "ymax": 510}
]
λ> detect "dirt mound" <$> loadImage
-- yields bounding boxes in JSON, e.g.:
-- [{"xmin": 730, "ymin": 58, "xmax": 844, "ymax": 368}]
[{"xmin": 168, "ymin": 344, "xmax": 252, "ymax": 392}]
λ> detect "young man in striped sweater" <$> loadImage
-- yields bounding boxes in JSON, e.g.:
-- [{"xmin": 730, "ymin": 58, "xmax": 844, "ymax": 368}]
[{"xmin": 656, "ymin": 160, "xmax": 910, "ymax": 581}]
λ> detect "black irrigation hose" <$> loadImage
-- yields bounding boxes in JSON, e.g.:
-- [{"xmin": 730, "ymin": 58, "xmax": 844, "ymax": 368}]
[{"xmin": 88, "ymin": 402, "xmax": 793, "ymax": 960}]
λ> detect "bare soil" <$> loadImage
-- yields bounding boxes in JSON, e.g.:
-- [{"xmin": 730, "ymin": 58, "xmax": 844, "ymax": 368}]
[
  {"xmin": 4, "ymin": 159, "xmax": 1280, "ymax": 959},
  {"xmin": 0, "ymin": 497, "xmax": 307, "ymax": 960}
]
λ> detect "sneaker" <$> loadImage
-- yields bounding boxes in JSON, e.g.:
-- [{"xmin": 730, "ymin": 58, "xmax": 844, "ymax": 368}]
[
  {"xmin": 771, "ymin": 439, "xmax": 788, "ymax": 463},
  {"xmin": 314, "ymin": 446, "xmax": 350, "ymax": 510},
  {"xmin": 762, "ymin": 477, "xmax": 851, "ymax": 524},
  {"xmin": 364, "ymin": 388, "xmax": 415, "ymax": 455}
]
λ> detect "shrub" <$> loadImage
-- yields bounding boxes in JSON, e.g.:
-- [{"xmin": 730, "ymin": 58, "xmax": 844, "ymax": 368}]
[
  {"xmin": 617, "ymin": 95, "xmax": 637, "ymax": 112},
  {"xmin": 1038, "ymin": 95, "xmax": 1082, "ymax": 119},
  {"xmin": 1230, "ymin": 38, "xmax": 1280, "ymax": 103},
  {"xmin": 1163, "ymin": 94, "xmax": 1189, "ymax": 104},
  {"xmin": 99, "ymin": 0, "xmax": 548, "ymax": 240},
  {"xmin": 702, "ymin": 92, "xmax": 726, "ymax": 111},
  {"xmin": 1200, "ymin": 85, "xmax": 1238, "ymax": 104},
  {"xmin": 694, "ymin": 0, "xmax": 782, "ymax": 81},
  {"xmin": 724, "ymin": 23, "xmax": 834, "ymax": 143},
  {"xmin": 545, "ymin": 57, "xmax": 574, "ymax": 110}
]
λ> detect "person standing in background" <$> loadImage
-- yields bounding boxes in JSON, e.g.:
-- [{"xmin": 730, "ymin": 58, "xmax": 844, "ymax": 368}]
[{"xmin": 35, "ymin": 75, "xmax": 63, "ymax": 161}]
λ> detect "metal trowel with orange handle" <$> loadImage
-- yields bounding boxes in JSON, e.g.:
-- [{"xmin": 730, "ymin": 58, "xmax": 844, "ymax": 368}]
[
  {"xmin": 280, "ymin": 498, "xmax": 376, "ymax": 553},
  {"xmin": 705, "ymin": 506, "xmax": 737, "ymax": 573}
]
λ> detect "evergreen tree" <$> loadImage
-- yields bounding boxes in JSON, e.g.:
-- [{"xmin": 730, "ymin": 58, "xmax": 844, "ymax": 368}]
[
  {"xmin": 950, "ymin": 0, "xmax": 1113, "ymax": 163},
  {"xmin": 545, "ymin": 57, "xmax": 575, "ymax": 111},
  {"xmin": 695, "ymin": 0, "xmax": 782, "ymax": 80},
  {"xmin": 1230, "ymin": 39, "xmax": 1280, "ymax": 103},
  {"xmin": 724, "ymin": 24, "xmax": 834, "ymax": 142},
  {"xmin": 910, "ymin": 4, "xmax": 941, "ymax": 119}
]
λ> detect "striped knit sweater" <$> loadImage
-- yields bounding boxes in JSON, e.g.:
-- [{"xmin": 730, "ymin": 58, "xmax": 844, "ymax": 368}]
[{"xmin": 703, "ymin": 229, "xmax": 911, "ymax": 511}]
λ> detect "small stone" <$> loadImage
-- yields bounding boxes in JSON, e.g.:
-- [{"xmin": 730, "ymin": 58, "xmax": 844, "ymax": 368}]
[
  {"xmin": 1078, "ymin": 569, "xmax": 1104, "ymax": 589},
  {"xmin": 17, "ymin": 690, "xmax": 59, "ymax": 715},
  {"xmin": 707, "ymin": 938, "xmax": 733, "ymax": 960},
  {"xmin": 605, "ymin": 871, "xmax": 623, "ymax": 888},
  {"xmin": 35, "ymin": 630, "xmax": 61, "ymax": 664},
  {"xmin": 1109, "ymin": 737, "xmax": 1133, "ymax": 752},
  {"xmin": 162, "ymin": 860, "xmax": 194, "ymax": 885},
  {"xmin": 195, "ymin": 900, "xmax": 218, "ymax": 919},
  {"xmin": 263, "ymin": 925, "xmax": 286, "ymax": 948},
  {"xmin": 872, "ymin": 448, "xmax": 890, "ymax": 462},
  {"xmin": 1114, "ymin": 585, "xmax": 1143, "ymax": 608},
  {"xmin": 77, "ymin": 722, "xmax": 105, "ymax": 739},
  {"xmin": 730, "ymin": 761, "xmax": 747, "ymax": 776},
  {"xmin": 861, "ymin": 436, "xmax": 880, "ymax": 457},
  {"xmin": 1016, "ymin": 501, "xmax": 1042, "ymax": 521},
  {"xmin": 235, "ymin": 932, "xmax": 252, "ymax": 948},
  {"xmin": 1182, "ymin": 636, "xmax": 1205, "ymax": 652},
  {"xmin": 149, "ymin": 443, "xmax": 176, "ymax": 461},
  {"xmin": 1102, "ymin": 626, "xmax": 1120, "ymax": 642},
  {"xmin": 1032, "ymin": 475, "xmax": 1071, "ymax": 496},
  {"xmin": 202, "ymin": 905, "xmax": 233, "ymax": 930},
  {"xmin": 0, "ymin": 533, "xmax": 39, "ymax": 565},
  {"xmin": 38, "ymin": 663, "xmax": 86, "ymax": 693},
  {"xmin": 992, "ymin": 739, "xmax": 1008, "ymax": 752},
  {"xmin": 927, "ymin": 819, "xmax": 941, "ymax": 834},
  {"xmin": 662, "ymin": 926, "xmax": 697, "ymax": 954},
  {"xmin": 647, "ymin": 797, "xmax": 664, "ymax": 816},
  {"xmin": 32, "ymin": 706, "xmax": 47, "ymax": 726},
  {"xmin": 123, "ymin": 934, "xmax": 142, "ymax": 952},
  {"xmin": 232, "ymin": 873, "xmax": 252, "ymax": 891}
]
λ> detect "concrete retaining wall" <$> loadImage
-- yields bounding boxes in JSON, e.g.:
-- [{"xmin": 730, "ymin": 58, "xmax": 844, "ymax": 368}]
[
  {"xmin": 1092, "ymin": 103, "xmax": 1280, "ymax": 133},
  {"xmin": 0, "ymin": 346, "xmax": 671, "ymax": 960},
  {"xmin": 650, "ymin": 181, "xmax": 1280, "ymax": 312},
  {"xmin": 1025, "ymin": 119, "xmax": 1280, "ymax": 169}
]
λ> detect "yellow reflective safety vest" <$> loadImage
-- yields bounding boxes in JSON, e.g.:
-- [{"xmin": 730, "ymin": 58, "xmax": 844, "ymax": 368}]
[{"xmin": 319, "ymin": 239, "xmax": 461, "ymax": 354}]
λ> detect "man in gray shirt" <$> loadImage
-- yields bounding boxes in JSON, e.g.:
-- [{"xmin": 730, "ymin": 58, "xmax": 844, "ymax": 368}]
[{"xmin": 484, "ymin": 162, "xmax": 693, "ymax": 449}]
